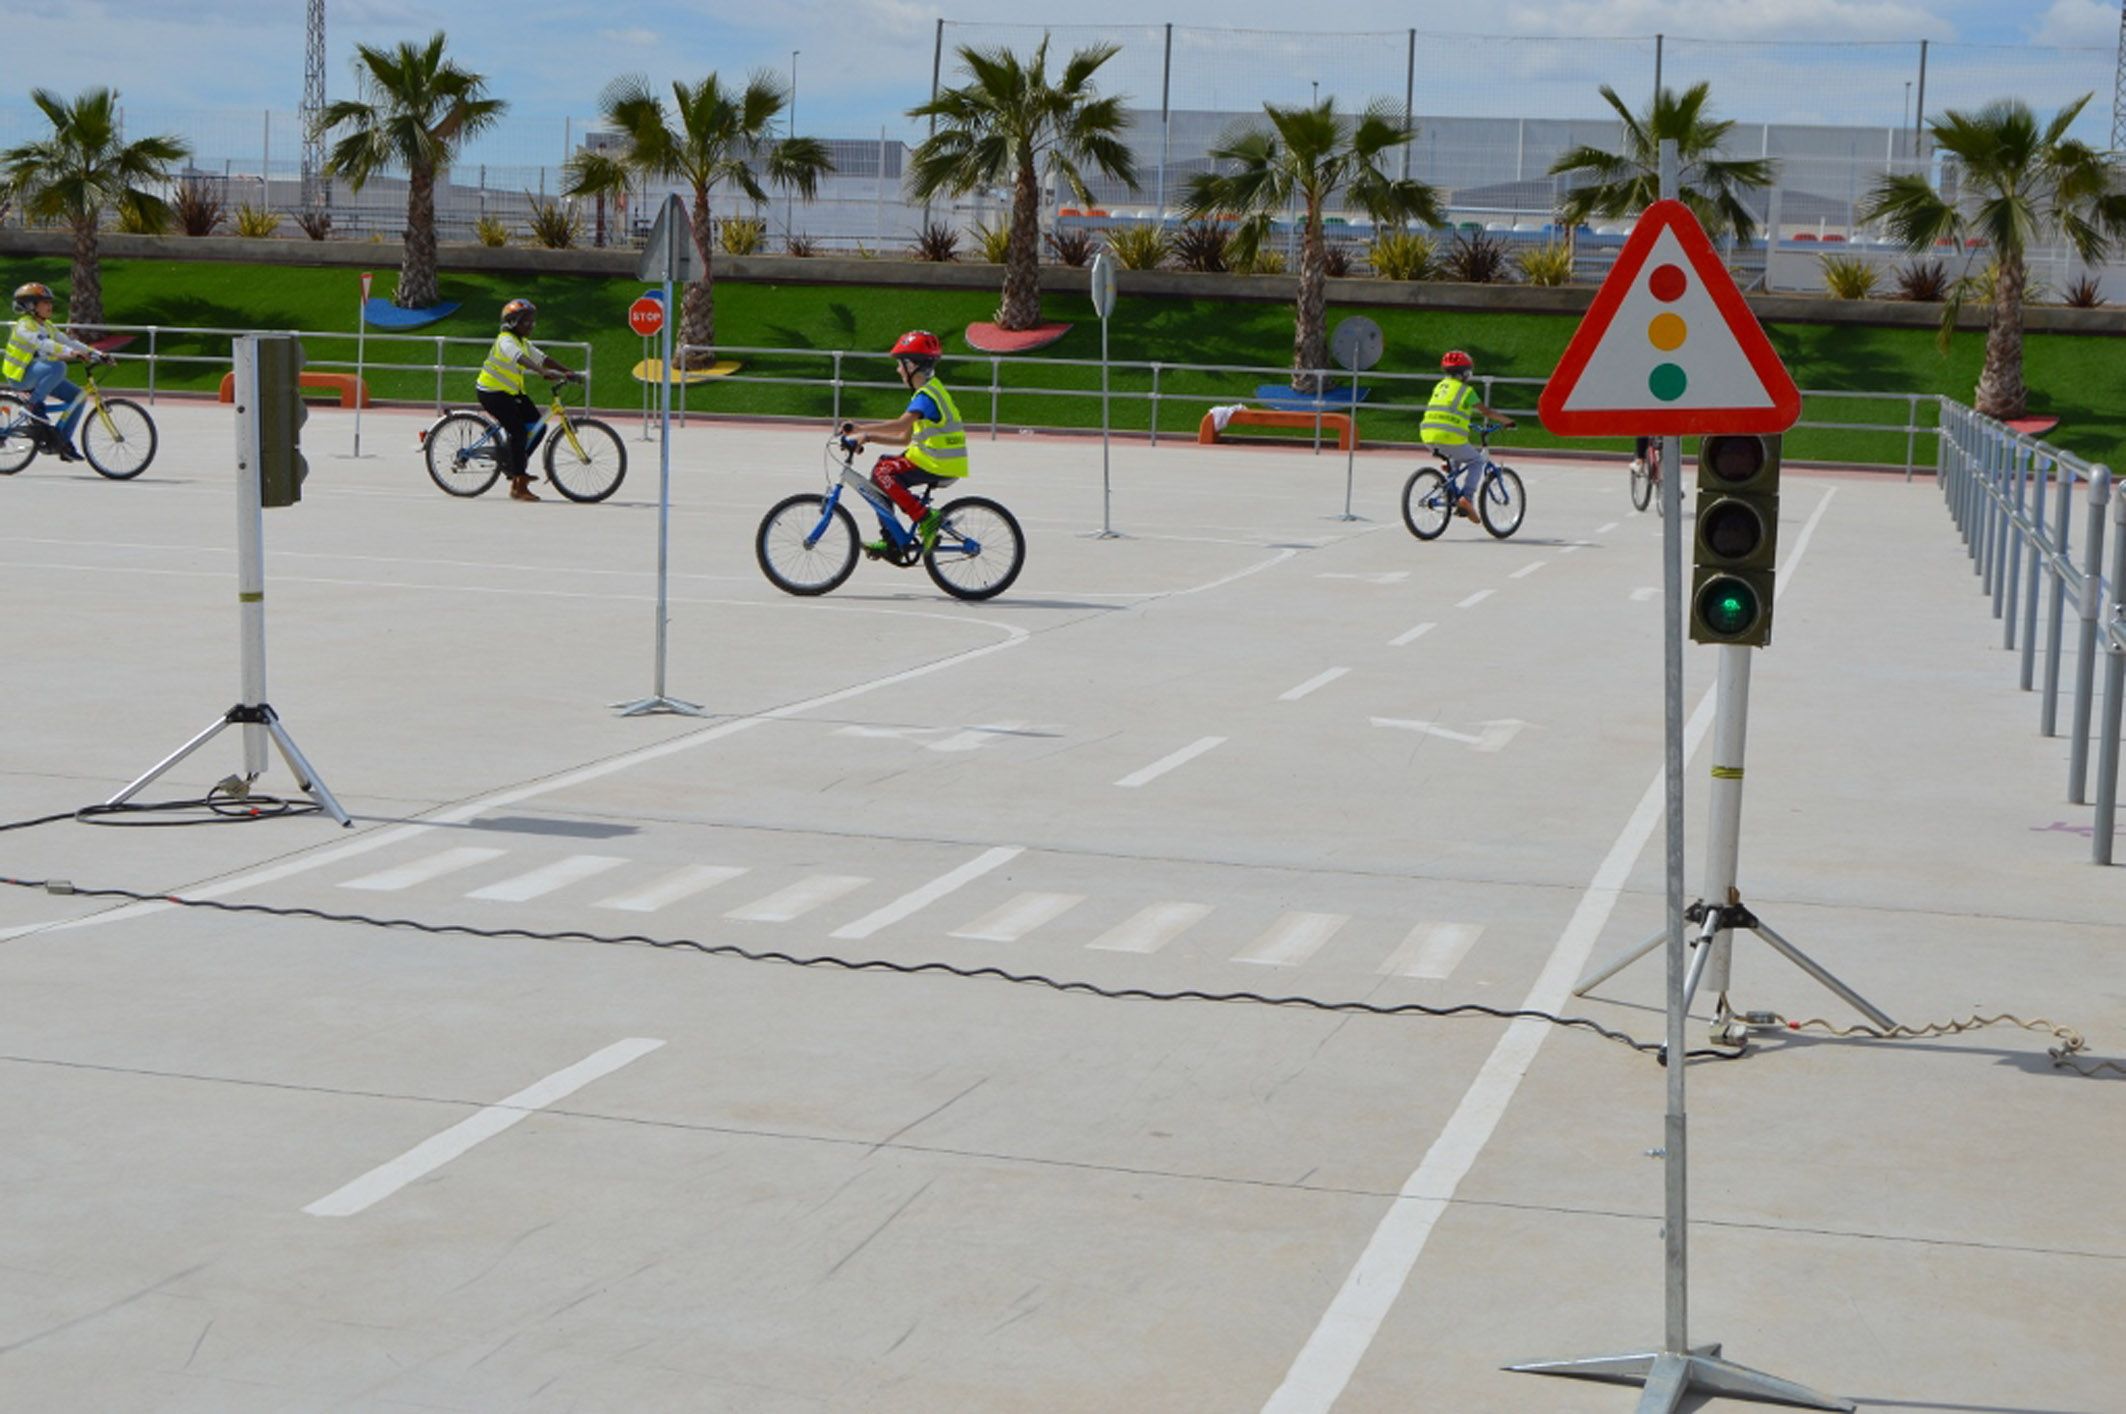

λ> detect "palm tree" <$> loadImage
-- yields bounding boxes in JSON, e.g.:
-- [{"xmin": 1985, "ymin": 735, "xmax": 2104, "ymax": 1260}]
[
  {"xmin": 1548, "ymin": 83, "xmax": 1775, "ymax": 244},
  {"xmin": 1184, "ymin": 100, "xmax": 1441, "ymax": 391},
  {"xmin": 568, "ymin": 72, "xmax": 830, "ymax": 365},
  {"xmin": 907, "ymin": 38, "xmax": 1136, "ymax": 332},
  {"xmin": 1862, "ymin": 95, "xmax": 2126, "ymax": 420},
  {"xmin": 316, "ymin": 32, "xmax": 505, "ymax": 309},
  {"xmin": 0, "ymin": 88, "xmax": 188, "ymax": 326}
]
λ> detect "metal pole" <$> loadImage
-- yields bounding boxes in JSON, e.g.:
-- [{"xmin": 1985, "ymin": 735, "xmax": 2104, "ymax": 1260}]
[
  {"xmin": 787, "ymin": 50, "xmax": 799, "ymax": 238},
  {"xmin": 1913, "ymin": 40, "xmax": 1929, "ymax": 160},
  {"xmin": 1156, "ymin": 24, "xmax": 1172, "ymax": 225},
  {"xmin": 1653, "ymin": 33, "xmax": 1664, "ymax": 104},
  {"xmin": 2070, "ymin": 467, "xmax": 2111, "ymax": 804},
  {"xmin": 923, "ymin": 19, "xmax": 944, "ymax": 231},
  {"xmin": 2044, "ymin": 469, "xmax": 2075, "ymax": 736},
  {"xmin": 2002, "ymin": 442, "xmax": 2026, "ymax": 644},
  {"xmin": 2022, "ymin": 455, "xmax": 2048, "ymax": 689},
  {"xmin": 352, "ymin": 276, "xmax": 369, "ymax": 457},
  {"xmin": 2095, "ymin": 489, "xmax": 2126, "ymax": 865},
  {"xmin": 1341, "ymin": 367, "xmax": 1360, "ymax": 519},
  {"xmin": 657, "ymin": 273, "xmax": 674, "ymax": 697},
  {"xmin": 1100, "ymin": 313, "xmax": 1113, "ymax": 535},
  {"xmin": 1656, "ymin": 137, "xmax": 1688, "ymax": 1361},
  {"xmin": 232, "ymin": 336, "xmax": 270, "ymax": 781}
]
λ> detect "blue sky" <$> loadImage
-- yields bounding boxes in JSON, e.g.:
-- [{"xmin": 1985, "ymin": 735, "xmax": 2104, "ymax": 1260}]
[{"xmin": 9, "ymin": 1, "xmax": 2118, "ymax": 158}]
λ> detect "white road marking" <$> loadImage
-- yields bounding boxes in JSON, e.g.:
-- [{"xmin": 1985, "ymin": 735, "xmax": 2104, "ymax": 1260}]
[
  {"xmin": 1455, "ymin": 589, "xmax": 1493, "ymax": 609},
  {"xmin": 1509, "ymin": 560, "xmax": 1546, "ymax": 579},
  {"xmin": 340, "ymin": 846, "xmax": 506, "ymax": 892},
  {"xmin": 1378, "ymin": 923, "xmax": 1485, "ymax": 980},
  {"xmin": 1279, "ymin": 667, "xmax": 1350, "ymax": 702},
  {"xmin": 303, "ymin": 1038, "xmax": 664, "ymax": 1218},
  {"xmin": 465, "ymin": 854, "xmax": 628, "ymax": 902},
  {"xmin": 832, "ymin": 847, "xmax": 1025, "ymax": 940},
  {"xmin": 1561, "ymin": 543, "xmax": 1584, "ymax": 554},
  {"xmin": 1369, "ymin": 718, "xmax": 1528, "ymax": 753},
  {"xmin": 1115, "ymin": 736, "xmax": 1227, "ymax": 788},
  {"xmin": 1595, "ymin": 520, "xmax": 1619, "ymax": 534},
  {"xmin": 1087, "ymin": 902, "xmax": 1212, "ymax": 954},
  {"xmin": 726, "ymin": 875, "xmax": 870, "ymax": 923},
  {"xmin": 1388, "ymin": 622, "xmax": 1436, "ymax": 647},
  {"xmin": 1266, "ymin": 486, "xmax": 1840, "ymax": 1414},
  {"xmin": 1631, "ymin": 586, "xmax": 1659, "ymax": 602},
  {"xmin": 1316, "ymin": 571, "xmax": 1409, "ymax": 584},
  {"xmin": 1234, "ymin": 913, "xmax": 1348, "ymax": 967},
  {"xmin": 593, "ymin": 864, "xmax": 748, "ymax": 913},
  {"xmin": 950, "ymin": 892, "xmax": 1085, "ymax": 943}
]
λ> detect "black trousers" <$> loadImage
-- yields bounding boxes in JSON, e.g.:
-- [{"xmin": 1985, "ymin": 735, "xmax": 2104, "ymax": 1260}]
[{"xmin": 478, "ymin": 388, "xmax": 541, "ymax": 478}]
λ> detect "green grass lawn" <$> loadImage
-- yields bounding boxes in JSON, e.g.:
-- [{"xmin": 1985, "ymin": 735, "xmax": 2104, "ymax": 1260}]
[{"xmin": 16, "ymin": 254, "xmax": 2122, "ymax": 470}]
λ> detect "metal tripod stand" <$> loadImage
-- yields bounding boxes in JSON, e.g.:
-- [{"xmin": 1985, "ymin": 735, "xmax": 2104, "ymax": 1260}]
[{"xmin": 110, "ymin": 702, "xmax": 349, "ymax": 826}]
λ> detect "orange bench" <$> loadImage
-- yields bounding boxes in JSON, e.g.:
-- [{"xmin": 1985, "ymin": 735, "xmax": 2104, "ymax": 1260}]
[
  {"xmin": 216, "ymin": 370, "xmax": 369, "ymax": 408},
  {"xmin": 1198, "ymin": 406, "xmax": 1354, "ymax": 451}
]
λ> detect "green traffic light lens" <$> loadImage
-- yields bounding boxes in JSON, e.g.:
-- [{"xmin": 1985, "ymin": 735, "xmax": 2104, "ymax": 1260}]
[{"xmin": 1697, "ymin": 577, "xmax": 1761, "ymax": 637}]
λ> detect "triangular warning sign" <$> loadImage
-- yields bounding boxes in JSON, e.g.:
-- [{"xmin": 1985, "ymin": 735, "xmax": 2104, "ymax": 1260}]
[{"xmin": 1538, "ymin": 200, "xmax": 1800, "ymax": 437}]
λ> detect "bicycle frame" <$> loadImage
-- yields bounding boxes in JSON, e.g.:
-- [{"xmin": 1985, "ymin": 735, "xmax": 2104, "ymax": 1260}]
[
  {"xmin": 446, "ymin": 382, "xmax": 589, "ymax": 464},
  {"xmin": 30, "ymin": 363, "xmax": 122, "ymax": 441},
  {"xmin": 805, "ymin": 439, "xmax": 980, "ymax": 557}
]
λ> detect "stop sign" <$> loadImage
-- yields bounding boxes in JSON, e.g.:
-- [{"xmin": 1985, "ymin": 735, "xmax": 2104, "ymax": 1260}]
[{"xmin": 627, "ymin": 296, "xmax": 665, "ymax": 337}]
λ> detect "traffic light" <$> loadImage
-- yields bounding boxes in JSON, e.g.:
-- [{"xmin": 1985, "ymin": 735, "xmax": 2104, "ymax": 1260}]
[
  {"xmin": 1690, "ymin": 433, "xmax": 1780, "ymax": 647},
  {"xmin": 255, "ymin": 334, "xmax": 308, "ymax": 508}
]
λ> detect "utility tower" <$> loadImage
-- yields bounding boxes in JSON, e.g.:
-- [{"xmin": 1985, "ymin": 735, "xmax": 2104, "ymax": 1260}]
[{"xmin": 301, "ymin": 0, "xmax": 327, "ymax": 217}]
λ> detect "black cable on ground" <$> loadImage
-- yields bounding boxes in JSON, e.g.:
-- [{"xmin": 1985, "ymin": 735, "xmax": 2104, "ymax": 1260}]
[{"xmin": 1, "ymin": 794, "xmax": 320, "ymax": 831}]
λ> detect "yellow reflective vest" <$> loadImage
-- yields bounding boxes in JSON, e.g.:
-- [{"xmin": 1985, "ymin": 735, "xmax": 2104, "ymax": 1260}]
[
  {"xmin": 3, "ymin": 315, "xmax": 65, "ymax": 383},
  {"xmin": 903, "ymin": 376, "xmax": 968, "ymax": 478},
  {"xmin": 476, "ymin": 331, "xmax": 537, "ymax": 396},
  {"xmin": 1420, "ymin": 375, "xmax": 1478, "ymax": 446}
]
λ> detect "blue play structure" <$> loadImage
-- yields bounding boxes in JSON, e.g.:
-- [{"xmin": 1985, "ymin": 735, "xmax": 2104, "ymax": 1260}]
[
  {"xmin": 362, "ymin": 298, "xmax": 461, "ymax": 329},
  {"xmin": 1253, "ymin": 382, "xmax": 1374, "ymax": 409}
]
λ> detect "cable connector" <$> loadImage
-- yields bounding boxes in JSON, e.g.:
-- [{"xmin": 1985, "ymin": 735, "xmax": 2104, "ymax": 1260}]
[{"xmin": 45, "ymin": 880, "xmax": 75, "ymax": 895}]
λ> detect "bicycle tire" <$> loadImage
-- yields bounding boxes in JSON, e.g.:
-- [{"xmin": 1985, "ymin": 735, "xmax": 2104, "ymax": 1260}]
[
  {"xmin": 757, "ymin": 493, "xmax": 860, "ymax": 596},
  {"xmin": 1479, "ymin": 466, "xmax": 1527, "ymax": 539},
  {"xmin": 923, "ymin": 496, "xmax": 1025, "ymax": 601},
  {"xmin": 83, "ymin": 397, "xmax": 156, "ymax": 479},
  {"xmin": 425, "ymin": 412, "xmax": 502, "ymax": 497},
  {"xmin": 1401, "ymin": 468, "xmax": 1452, "ymax": 540},
  {"xmin": 0, "ymin": 393, "xmax": 36, "ymax": 475},
  {"xmin": 1629, "ymin": 457, "xmax": 1652, "ymax": 512},
  {"xmin": 544, "ymin": 416, "xmax": 627, "ymax": 502}
]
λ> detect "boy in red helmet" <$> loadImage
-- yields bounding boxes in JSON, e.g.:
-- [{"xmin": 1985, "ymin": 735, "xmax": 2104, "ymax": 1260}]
[
  {"xmin": 840, "ymin": 330, "xmax": 967, "ymax": 555},
  {"xmin": 1420, "ymin": 349, "xmax": 1514, "ymax": 519}
]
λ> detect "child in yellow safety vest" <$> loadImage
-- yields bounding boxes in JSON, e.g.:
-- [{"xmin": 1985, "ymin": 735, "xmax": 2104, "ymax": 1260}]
[
  {"xmin": 839, "ymin": 329, "xmax": 969, "ymax": 557},
  {"xmin": 474, "ymin": 298, "xmax": 583, "ymax": 502},
  {"xmin": 1420, "ymin": 349, "xmax": 1515, "ymax": 519},
  {"xmin": 3, "ymin": 282, "xmax": 112, "ymax": 461}
]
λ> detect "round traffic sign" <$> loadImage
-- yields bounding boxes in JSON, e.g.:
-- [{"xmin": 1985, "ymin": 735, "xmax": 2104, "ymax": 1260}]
[
  {"xmin": 1330, "ymin": 315, "xmax": 1383, "ymax": 372},
  {"xmin": 627, "ymin": 296, "xmax": 665, "ymax": 337}
]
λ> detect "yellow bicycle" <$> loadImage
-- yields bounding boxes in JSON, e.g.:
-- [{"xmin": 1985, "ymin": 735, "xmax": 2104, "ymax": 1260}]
[
  {"xmin": 420, "ymin": 377, "xmax": 627, "ymax": 501},
  {"xmin": 0, "ymin": 358, "xmax": 158, "ymax": 479}
]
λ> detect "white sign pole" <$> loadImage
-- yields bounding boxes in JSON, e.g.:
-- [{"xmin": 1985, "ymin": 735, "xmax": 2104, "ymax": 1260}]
[
  {"xmin": 1089, "ymin": 252, "xmax": 1120, "ymax": 539},
  {"xmin": 352, "ymin": 271, "xmax": 372, "ymax": 457}
]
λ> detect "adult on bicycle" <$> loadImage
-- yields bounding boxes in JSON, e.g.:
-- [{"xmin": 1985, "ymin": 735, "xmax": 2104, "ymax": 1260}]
[
  {"xmin": 476, "ymin": 298, "xmax": 581, "ymax": 502},
  {"xmin": 3, "ymin": 282, "xmax": 111, "ymax": 463},
  {"xmin": 1420, "ymin": 349, "xmax": 1513, "ymax": 521},
  {"xmin": 839, "ymin": 329, "xmax": 967, "ymax": 556}
]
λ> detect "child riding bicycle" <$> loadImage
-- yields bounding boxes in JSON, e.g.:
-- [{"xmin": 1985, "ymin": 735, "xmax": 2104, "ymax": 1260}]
[
  {"xmin": 1420, "ymin": 349, "xmax": 1514, "ymax": 520},
  {"xmin": 838, "ymin": 330, "xmax": 968, "ymax": 556},
  {"xmin": 475, "ymin": 298, "xmax": 583, "ymax": 502},
  {"xmin": 3, "ymin": 282, "xmax": 114, "ymax": 463}
]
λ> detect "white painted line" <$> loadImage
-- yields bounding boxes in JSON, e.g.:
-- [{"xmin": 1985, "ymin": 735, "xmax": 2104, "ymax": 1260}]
[
  {"xmin": 1317, "ymin": 570, "xmax": 1409, "ymax": 584},
  {"xmin": 1379, "ymin": 923, "xmax": 1485, "ymax": 980},
  {"xmin": 1595, "ymin": 520, "xmax": 1619, "ymax": 534},
  {"xmin": 832, "ymin": 847, "xmax": 1025, "ymax": 940},
  {"xmin": 593, "ymin": 864, "xmax": 749, "ymax": 913},
  {"xmin": 1561, "ymin": 543, "xmax": 1584, "ymax": 554},
  {"xmin": 340, "ymin": 846, "xmax": 506, "ymax": 892},
  {"xmin": 304, "ymin": 1037, "xmax": 664, "ymax": 1218},
  {"xmin": 465, "ymin": 854, "xmax": 628, "ymax": 903},
  {"xmin": 1279, "ymin": 667, "xmax": 1350, "ymax": 702},
  {"xmin": 1631, "ymin": 586, "xmax": 1659, "ymax": 602},
  {"xmin": 1233, "ymin": 913, "xmax": 1347, "ymax": 967},
  {"xmin": 1087, "ymin": 903, "xmax": 1212, "ymax": 954},
  {"xmin": 1455, "ymin": 589, "xmax": 1493, "ymax": 609},
  {"xmin": 725, "ymin": 875, "xmax": 870, "ymax": 923},
  {"xmin": 950, "ymin": 892, "xmax": 1085, "ymax": 943},
  {"xmin": 1509, "ymin": 560, "xmax": 1546, "ymax": 579},
  {"xmin": 1388, "ymin": 622, "xmax": 1436, "ymax": 648},
  {"xmin": 1115, "ymin": 736, "xmax": 1227, "ymax": 788},
  {"xmin": 1264, "ymin": 488, "xmax": 1840, "ymax": 1414},
  {"xmin": 1370, "ymin": 718, "xmax": 1528, "ymax": 753}
]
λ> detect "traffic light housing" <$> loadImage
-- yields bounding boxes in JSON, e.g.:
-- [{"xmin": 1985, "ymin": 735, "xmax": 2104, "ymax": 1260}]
[
  {"xmin": 1690, "ymin": 433, "xmax": 1780, "ymax": 647},
  {"xmin": 255, "ymin": 334, "xmax": 308, "ymax": 508}
]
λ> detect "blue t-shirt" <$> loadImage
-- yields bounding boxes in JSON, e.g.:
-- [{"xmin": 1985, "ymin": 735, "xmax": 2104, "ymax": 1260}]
[{"xmin": 906, "ymin": 390, "xmax": 941, "ymax": 422}]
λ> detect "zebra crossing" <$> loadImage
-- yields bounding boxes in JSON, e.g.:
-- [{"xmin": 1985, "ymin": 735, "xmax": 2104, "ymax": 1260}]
[{"xmin": 327, "ymin": 845, "xmax": 1492, "ymax": 978}]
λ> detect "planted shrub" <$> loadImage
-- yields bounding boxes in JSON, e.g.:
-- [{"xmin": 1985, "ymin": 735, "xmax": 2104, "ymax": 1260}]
[
  {"xmin": 1892, "ymin": 258, "xmax": 1949, "ymax": 302},
  {"xmin": 1171, "ymin": 221, "xmax": 1230, "ymax": 273},
  {"xmin": 1105, "ymin": 223, "xmax": 1169, "ymax": 270},
  {"xmin": 1322, "ymin": 242, "xmax": 1352, "ymax": 278},
  {"xmin": 524, "ymin": 194, "xmax": 579, "ymax": 249},
  {"xmin": 1367, "ymin": 230, "xmax": 1435, "ymax": 281},
  {"xmin": 1441, "ymin": 230, "xmax": 1511, "ymax": 284},
  {"xmin": 1045, "ymin": 227, "xmax": 1094, "ymax": 267},
  {"xmin": 973, "ymin": 220, "xmax": 1011, "ymax": 264},
  {"xmin": 1819, "ymin": 253, "xmax": 1879, "ymax": 300},
  {"xmin": 233, "ymin": 203, "xmax": 281, "ymax": 238},
  {"xmin": 2063, "ymin": 274, "xmax": 2106, "ymax": 308},
  {"xmin": 172, "ymin": 179, "xmax": 223, "ymax": 237},
  {"xmin": 1515, "ymin": 242, "xmax": 1575, "ymax": 286},
  {"xmin": 719, "ymin": 216, "xmax": 765, "ymax": 256},
  {"xmin": 784, "ymin": 232, "xmax": 820, "ymax": 258},
  {"xmin": 912, "ymin": 222, "xmax": 961, "ymax": 262},
  {"xmin": 1239, "ymin": 246, "xmax": 1286, "ymax": 275},
  {"xmin": 473, "ymin": 214, "xmax": 510, "ymax": 248},
  {"xmin": 294, "ymin": 208, "xmax": 331, "ymax": 241}
]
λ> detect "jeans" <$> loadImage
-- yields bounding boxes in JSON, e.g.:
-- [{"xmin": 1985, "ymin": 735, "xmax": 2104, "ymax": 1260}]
[
  {"xmin": 1436, "ymin": 442, "xmax": 1486, "ymax": 499},
  {"xmin": 24, "ymin": 359, "xmax": 83, "ymax": 441}
]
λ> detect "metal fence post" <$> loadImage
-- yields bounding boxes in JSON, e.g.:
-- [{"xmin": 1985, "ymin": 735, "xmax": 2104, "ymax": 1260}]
[
  {"xmin": 1902, "ymin": 394, "xmax": 1918, "ymax": 480},
  {"xmin": 2044, "ymin": 468, "xmax": 2077, "ymax": 736},
  {"xmin": 2001, "ymin": 440, "xmax": 2026, "ymax": 645},
  {"xmin": 831, "ymin": 350, "xmax": 844, "ymax": 427},
  {"xmin": 1149, "ymin": 362, "xmax": 1161, "ymax": 448},
  {"xmin": 2093, "ymin": 487, "xmax": 2126, "ymax": 865},
  {"xmin": 145, "ymin": 328, "xmax": 159, "ymax": 405},
  {"xmin": 434, "ymin": 336, "xmax": 446, "ymax": 414},
  {"xmin": 2069, "ymin": 467, "xmax": 2110, "ymax": 805},
  {"xmin": 2021, "ymin": 454, "xmax": 2047, "ymax": 689},
  {"xmin": 989, "ymin": 355, "xmax": 1000, "ymax": 442}
]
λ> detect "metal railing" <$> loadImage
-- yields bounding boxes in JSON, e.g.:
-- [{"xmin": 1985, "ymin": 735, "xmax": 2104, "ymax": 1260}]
[
  {"xmin": 1938, "ymin": 399, "xmax": 2125, "ymax": 863},
  {"xmin": 81, "ymin": 323, "xmax": 596, "ymax": 415}
]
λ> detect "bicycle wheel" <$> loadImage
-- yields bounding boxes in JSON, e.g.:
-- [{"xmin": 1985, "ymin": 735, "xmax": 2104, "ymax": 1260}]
[
  {"xmin": 1629, "ymin": 457, "xmax": 1652, "ymax": 512},
  {"xmin": 1479, "ymin": 466, "xmax": 1527, "ymax": 539},
  {"xmin": 757, "ymin": 493, "xmax": 860, "ymax": 596},
  {"xmin": 1400, "ymin": 468, "xmax": 1452, "ymax": 540},
  {"xmin": 544, "ymin": 416, "xmax": 627, "ymax": 503},
  {"xmin": 924, "ymin": 496, "xmax": 1024, "ymax": 601},
  {"xmin": 0, "ymin": 394, "xmax": 37, "ymax": 475},
  {"xmin": 425, "ymin": 412, "xmax": 502, "ymax": 497},
  {"xmin": 82, "ymin": 398, "xmax": 156, "ymax": 479}
]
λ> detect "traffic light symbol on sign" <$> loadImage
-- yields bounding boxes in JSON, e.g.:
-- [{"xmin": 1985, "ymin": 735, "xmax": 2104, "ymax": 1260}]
[
  {"xmin": 1690, "ymin": 433, "xmax": 1779, "ymax": 647},
  {"xmin": 256, "ymin": 334, "xmax": 308, "ymax": 508}
]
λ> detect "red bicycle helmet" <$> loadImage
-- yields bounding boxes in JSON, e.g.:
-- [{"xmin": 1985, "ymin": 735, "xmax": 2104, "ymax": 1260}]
[
  {"xmin": 1440, "ymin": 349, "xmax": 1473, "ymax": 372},
  {"xmin": 500, "ymin": 298, "xmax": 537, "ymax": 332},
  {"xmin": 890, "ymin": 329, "xmax": 942, "ymax": 361}
]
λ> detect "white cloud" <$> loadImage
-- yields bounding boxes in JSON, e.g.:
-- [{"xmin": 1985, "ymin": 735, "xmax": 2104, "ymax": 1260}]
[
  {"xmin": 599, "ymin": 27, "xmax": 663, "ymax": 47},
  {"xmin": 2029, "ymin": 0, "xmax": 2117, "ymax": 47}
]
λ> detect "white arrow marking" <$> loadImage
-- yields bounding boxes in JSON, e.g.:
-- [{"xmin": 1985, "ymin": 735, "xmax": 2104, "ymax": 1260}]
[
  {"xmin": 836, "ymin": 721, "xmax": 1058, "ymax": 753},
  {"xmin": 1369, "ymin": 718, "xmax": 1529, "ymax": 753}
]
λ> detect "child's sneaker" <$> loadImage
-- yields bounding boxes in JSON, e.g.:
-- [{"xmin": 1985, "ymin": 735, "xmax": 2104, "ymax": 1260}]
[{"xmin": 916, "ymin": 509, "xmax": 943, "ymax": 550}]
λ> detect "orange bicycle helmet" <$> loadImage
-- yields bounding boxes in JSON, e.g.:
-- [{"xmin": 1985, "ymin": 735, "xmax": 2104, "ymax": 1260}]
[
  {"xmin": 500, "ymin": 298, "xmax": 537, "ymax": 332},
  {"xmin": 13, "ymin": 282, "xmax": 54, "ymax": 313},
  {"xmin": 890, "ymin": 329, "xmax": 942, "ymax": 362},
  {"xmin": 1440, "ymin": 349, "xmax": 1473, "ymax": 372}
]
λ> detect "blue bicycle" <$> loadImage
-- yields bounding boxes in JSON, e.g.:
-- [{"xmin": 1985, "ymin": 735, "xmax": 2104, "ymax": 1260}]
[
  {"xmin": 755, "ymin": 436, "xmax": 1025, "ymax": 600},
  {"xmin": 1402, "ymin": 421, "xmax": 1526, "ymax": 540}
]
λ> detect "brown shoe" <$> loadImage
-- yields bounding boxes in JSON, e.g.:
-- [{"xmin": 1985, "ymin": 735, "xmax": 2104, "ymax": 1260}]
[
  {"xmin": 509, "ymin": 476, "xmax": 541, "ymax": 502},
  {"xmin": 1455, "ymin": 496, "xmax": 1476, "ymax": 520}
]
